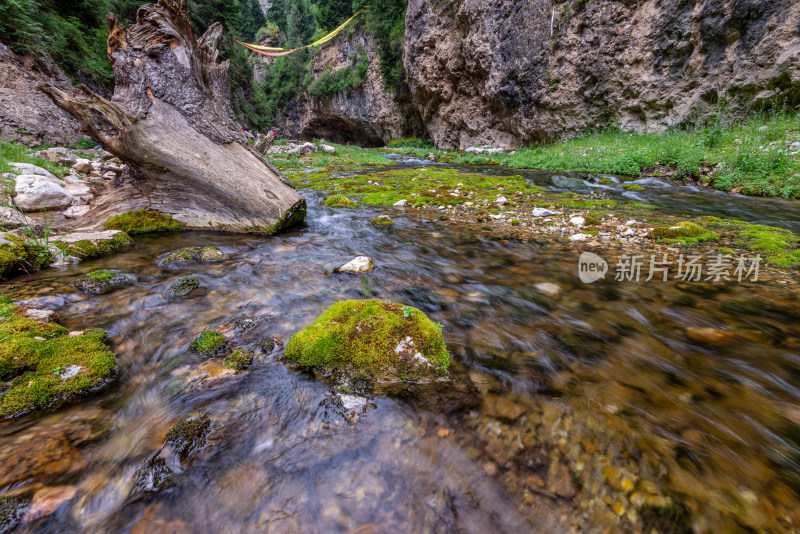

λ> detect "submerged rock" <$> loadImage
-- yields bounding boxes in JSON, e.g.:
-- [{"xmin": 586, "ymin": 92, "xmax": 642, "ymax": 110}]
[
  {"xmin": 165, "ymin": 414, "xmax": 211, "ymax": 460},
  {"xmin": 284, "ymin": 299, "xmax": 449, "ymax": 382},
  {"xmin": 163, "ymin": 246, "xmax": 227, "ymax": 264},
  {"xmin": 222, "ymin": 349, "xmax": 254, "ymax": 372},
  {"xmin": 0, "ymin": 496, "xmax": 28, "ymax": 532},
  {"xmin": 189, "ymin": 330, "xmax": 227, "ymax": 357},
  {"xmin": 23, "ymin": 486, "xmax": 77, "ymax": 523},
  {"xmin": 54, "ymin": 230, "xmax": 133, "ymax": 260},
  {"xmin": 130, "ymin": 456, "xmax": 171, "ymax": 498},
  {"xmin": 165, "ymin": 277, "xmax": 200, "ymax": 298},
  {"xmin": 74, "ymin": 269, "xmax": 134, "ymax": 295},
  {"xmin": 335, "ymin": 256, "xmax": 374, "ymax": 273}
]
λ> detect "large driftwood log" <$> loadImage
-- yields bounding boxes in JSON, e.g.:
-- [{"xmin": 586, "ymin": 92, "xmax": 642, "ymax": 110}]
[{"xmin": 41, "ymin": 0, "xmax": 305, "ymax": 233}]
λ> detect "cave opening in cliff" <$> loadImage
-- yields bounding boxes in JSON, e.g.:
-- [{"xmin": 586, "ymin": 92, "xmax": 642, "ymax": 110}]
[{"xmin": 304, "ymin": 118, "xmax": 384, "ymax": 148}]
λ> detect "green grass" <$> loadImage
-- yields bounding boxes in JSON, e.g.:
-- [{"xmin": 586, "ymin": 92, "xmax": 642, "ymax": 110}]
[
  {"xmin": 385, "ymin": 112, "xmax": 800, "ymax": 199},
  {"xmin": 104, "ymin": 209, "xmax": 184, "ymax": 235},
  {"xmin": 266, "ymin": 142, "xmax": 392, "ymax": 171},
  {"xmin": 0, "ymin": 301, "xmax": 116, "ymax": 417},
  {"xmin": 0, "ymin": 141, "xmax": 70, "ymax": 178},
  {"xmin": 285, "ymin": 299, "xmax": 449, "ymax": 382}
]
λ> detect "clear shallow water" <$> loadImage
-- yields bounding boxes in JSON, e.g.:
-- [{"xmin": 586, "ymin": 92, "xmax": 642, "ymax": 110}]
[{"xmin": 1, "ymin": 166, "xmax": 799, "ymax": 532}]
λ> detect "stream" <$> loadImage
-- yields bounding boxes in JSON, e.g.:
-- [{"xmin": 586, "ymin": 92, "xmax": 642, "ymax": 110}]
[{"xmin": 1, "ymin": 155, "xmax": 799, "ymax": 533}]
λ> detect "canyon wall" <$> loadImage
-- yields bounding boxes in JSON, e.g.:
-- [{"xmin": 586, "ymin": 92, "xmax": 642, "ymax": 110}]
[{"xmin": 404, "ymin": 0, "xmax": 800, "ymax": 149}]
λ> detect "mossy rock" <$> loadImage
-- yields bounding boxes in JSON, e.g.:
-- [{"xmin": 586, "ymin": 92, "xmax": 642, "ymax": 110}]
[
  {"xmin": 74, "ymin": 270, "xmax": 134, "ymax": 295},
  {"xmin": 583, "ymin": 213, "xmax": 603, "ymax": 226},
  {"xmin": 189, "ymin": 330, "xmax": 227, "ymax": 357},
  {"xmin": 165, "ymin": 277, "xmax": 200, "ymax": 298},
  {"xmin": 130, "ymin": 456, "xmax": 171, "ymax": 497},
  {"xmin": 285, "ymin": 299, "xmax": 449, "ymax": 382},
  {"xmin": 0, "ymin": 496, "xmax": 27, "ymax": 532},
  {"xmin": 651, "ymin": 221, "xmax": 719, "ymax": 244},
  {"xmin": 623, "ymin": 183, "xmax": 644, "ymax": 191},
  {"xmin": 257, "ymin": 336, "xmax": 275, "ymax": 353},
  {"xmin": 0, "ymin": 234, "xmax": 52, "ymax": 279},
  {"xmin": 54, "ymin": 231, "xmax": 133, "ymax": 260},
  {"xmin": 322, "ymin": 195, "xmax": 358, "ymax": 208},
  {"xmin": 104, "ymin": 209, "xmax": 184, "ymax": 234},
  {"xmin": 0, "ymin": 301, "xmax": 117, "ymax": 418},
  {"xmin": 370, "ymin": 215, "xmax": 394, "ymax": 227},
  {"xmin": 223, "ymin": 349, "xmax": 254, "ymax": 372},
  {"xmin": 597, "ymin": 178, "xmax": 614, "ymax": 185},
  {"xmin": 163, "ymin": 246, "xmax": 227, "ymax": 264},
  {"xmin": 165, "ymin": 414, "xmax": 211, "ymax": 460}
]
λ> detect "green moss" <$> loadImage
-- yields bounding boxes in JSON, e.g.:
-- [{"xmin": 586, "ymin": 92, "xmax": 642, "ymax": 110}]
[
  {"xmin": 511, "ymin": 219, "xmax": 520, "ymax": 226},
  {"xmin": 189, "ymin": 330, "xmax": 227, "ymax": 357},
  {"xmin": 0, "ymin": 496, "xmax": 27, "ymax": 532},
  {"xmin": 638, "ymin": 505, "xmax": 692, "ymax": 534},
  {"xmin": 370, "ymin": 215, "xmax": 394, "ymax": 227},
  {"xmin": 257, "ymin": 337, "xmax": 275, "ymax": 353},
  {"xmin": 0, "ymin": 235, "xmax": 52, "ymax": 279},
  {"xmin": 0, "ymin": 304, "xmax": 116, "ymax": 418},
  {"xmin": 623, "ymin": 183, "xmax": 644, "ymax": 191},
  {"xmin": 322, "ymin": 194, "xmax": 358, "ymax": 208},
  {"xmin": 61, "ymin": 232, "xmax": 134, "ymax": 260},
  {"xmin": 165, "ymin": 414, "xmax": 211, "ymax": 460},
  {"xmin": 597, "ymin": 178, "xmax": 614, "ymax": 185},
  {"xmin": 739, "ymin": 224, "xmax": 800, "ymax": 267},
  {"xmin": 284, "ymin": 299, "xmax": 449, "ymax": 382},
  {"xmin": 583, "ymin": 212, "xmax": 603, "ymax": 226},
  {"xmin": 165, "ymin": 277, "xmax": 200, "ymax": 298},
  {"xmin": 718, "ymin": 247, "xmax": 734, "ymax": 255},
  {"xmin": 86, "ymin": 269, "xmax": 115, "ymax": 283},
  {"xmin": 75, "ymin": 270, "xmax": 132, "ymax": 295},
  {"xmin": 104, "ymin": 209, "xmax": 184, "ymax": 234},
  {"xmin": 651, "ymin": 221, "xmax": 719, "ymax": 244},
  {"xmin": 223, "ymin": 349, "xmax": 254, "ymax": 372},
  {"xmin": 163, "ymin": 246, "xmax": 227, "ymax": 264}
]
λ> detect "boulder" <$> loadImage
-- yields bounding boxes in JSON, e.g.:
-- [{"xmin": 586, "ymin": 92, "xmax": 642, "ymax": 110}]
[
  {"xmin": 335, "ymin": 256, "xmax": 374, "ymax": 273},
  {"xmin": 64, "ymin": 205, "xmax": 89, "ymax": 219},
  {"xmin": 13, "ymin": 175, "xmax": 73, "ymax": 211},
  {"xmin": 532, "ymin": 207, "xmax": 559, "ymax": 217},
  {"xmin": 71, "ymin": 159, "xmax": 94, "ymax": 174},
  {"xmin": 288, "ymin": 142, "xmax": 317, "ymax": 157},
  {"xmin": 64, "ymin": 181, "xmax": 93, "ymax": 205},
  {"xmin": 320, "ymin": 144, "xmax": 336, "ymax": 154},
  {"xmin": 284, "ymin": 299, "xmax": 449, "ymax": 382},
  {"xmin": 0, "ymin": 206, "xmax": 32, "ymax": 228},
  {"xmin": 393, "ymin": 199, "xmax": 408, "ymax": 207},
  {"xmin": 33, "ymin": 147, "xmax": 76, "ymax": 167},
  {"xmin": 8, "ymin": 163, "xmax": 61, "ymax": 184}
]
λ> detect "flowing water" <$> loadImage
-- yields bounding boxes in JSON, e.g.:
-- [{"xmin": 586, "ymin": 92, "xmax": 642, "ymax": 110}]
[{"xmin": 1, "ymin": 156, "xmax": 800, "ymax": 533}]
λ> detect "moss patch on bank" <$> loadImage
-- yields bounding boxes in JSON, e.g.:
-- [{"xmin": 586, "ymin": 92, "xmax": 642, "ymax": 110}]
[
  {"xmin": 0, "ymin": 234, "xmax": 53, "ymax": 279},
  {"xmin": 104, "ymin": 209, "xmax": 184, "ymax": 234},
  {"xmin": 0, "ymin": 299, "xmax": 117, "ymax": 418},
  {"xmin": 285, "ymin": 299, "xmax": 449, "ymax": 382}
]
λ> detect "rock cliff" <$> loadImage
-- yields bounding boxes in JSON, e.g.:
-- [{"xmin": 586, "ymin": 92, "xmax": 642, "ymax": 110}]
[
  {"xmin": 276, "ymin": 28, "xmax": 420, "ymax": 145},
  {"xmin": 0, "ymin": 43, "xmax": 84, "ymax": 146},
  {"xmin": 404, "ymin": 0, "xmax": 800, "ymax": 149}
]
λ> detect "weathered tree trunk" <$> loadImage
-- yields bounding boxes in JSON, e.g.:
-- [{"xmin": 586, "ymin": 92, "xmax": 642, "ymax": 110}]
[{"xmin": 41, "ymin": 0, "xmax": 305, "ymax": 233}]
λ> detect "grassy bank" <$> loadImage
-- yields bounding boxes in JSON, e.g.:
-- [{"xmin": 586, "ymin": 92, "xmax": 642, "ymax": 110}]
[{"xmin": 384, "ymin": 113, "xmax": 800, "ymax": 199}]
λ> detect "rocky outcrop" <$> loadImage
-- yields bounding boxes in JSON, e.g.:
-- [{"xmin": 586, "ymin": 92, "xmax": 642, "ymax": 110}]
[
  {"xmin": 404, "ymin": 0, "xmax": 800, "ymax": 149},
  {"xmin": 275, "ymin": 28, "xmax": 420, "ymax": 145},
  {"xmin": 0, "ymin": 43, "xmax": 84, "ymax": 146}
]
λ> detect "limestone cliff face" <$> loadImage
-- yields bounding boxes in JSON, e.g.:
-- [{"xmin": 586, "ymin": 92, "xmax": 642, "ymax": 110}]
[
  {"xmin": 0, "ymin": 43, "xmax": 84, "ymax": 146},
  {"xmin": 404, "ymin": 0, "xmax": 800, "ymax": 149},
  {"xmin": 277, "ymin": 28, "xmax": 420, "ymax": 145}
]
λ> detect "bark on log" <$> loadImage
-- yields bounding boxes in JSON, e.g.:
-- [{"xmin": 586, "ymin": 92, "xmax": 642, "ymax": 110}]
[{"xmin": 41, "ymin": 0, "xmax": 305, "ymax": 234}]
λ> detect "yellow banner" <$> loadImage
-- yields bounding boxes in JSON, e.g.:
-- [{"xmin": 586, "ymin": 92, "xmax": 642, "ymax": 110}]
[{"xmin": 237, "ymin": 10, "xmax": 363, "ymax": 57}]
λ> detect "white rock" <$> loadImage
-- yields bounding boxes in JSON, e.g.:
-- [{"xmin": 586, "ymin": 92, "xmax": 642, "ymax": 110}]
[
  {"xmin": 9, "ymin": 164, "xmax": 61, "ymax": 184},
  {"xmin": 64, "ymin": 205, "xmax": 90, "ymax": 219},
  {"xmin": 33, "ymin": 147, "xmax": 76, "ymax": 166},
  {"xmin": 72, "ymin": 159, "xmax": 93, "ymax": 174},
  {"xmin": 570, "ymin": 216, "xmax": 585, "ymax": 226},
  {"xmin": 65, "ymin": 182, "xmax": 93, "ymax": 205},
  {"xmin": 54, "ymin": 230, "xmax": 124, "ymax": 244},
  {"xmin": 496, "ymin": 195, "xmax": 508, "ymax": 204},
  {"xmin": 569, "ymin": 233, "xmax": 588, "ymax": 241},
  {"xmin": 320, "ymin": 144, "xmax": 336, "ymax": 154},
  {"xmin": 619, "ymin": 229, "xmax": 636, "ymax": 237},
  {"xmin": 59, "ymin": 365, "xmax": 83, "ymax": 380},
  {"xmin": 13, "ymin": 175, "xmax": 74, "ymax": 211},
  {"xmin": 288, "ymin": 142, "xmax": 317, "ymax": 157},
  {"xmin": 335, "ymin": 256, "xmax": 374, "ymax": 273},
  {"xmin": 534, "ymin": 282, "xmax": 561, "ymax": 297},
  {"xmin": 393, "ymin": 199, "xmax": 408, "ymax": 207},
  {"xmin": 337, "ymin": 393, "xmax": 367, "ymax": 411},
  {"xmin": 0, "ymin": 206, "xmax": 32, "ymax": 228},
  {"xmin": 532, "ymin": 207, "xmax": 559, "ymax": 217},
  {"xmin": 22, "ymin": 308, "xmax": 57, "ymax": 322},
  {"xmin": 625, "ymin": 220, "xmax": 637, "ymax": 226}
]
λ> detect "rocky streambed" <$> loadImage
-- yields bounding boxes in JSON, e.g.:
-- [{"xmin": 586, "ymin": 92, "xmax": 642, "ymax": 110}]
[{"xmin": 0, "ymin": 153, "xmax": 798, "ymax": 533}]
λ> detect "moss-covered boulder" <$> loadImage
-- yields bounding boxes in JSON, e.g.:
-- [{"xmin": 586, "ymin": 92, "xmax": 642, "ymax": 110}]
[
  {"xmin": 54, "ymin": 230, "xmax": 133, "ymax": 260},
  {"xmin": 0, "ymin": 299, "xmax": 117, "ymax": 418},
  {"xmin": 189, "ymin": 330, "xmax": 227, "ymax": 357},
  {"xmin": 623, "ymin": 183, "xmax": 644, "ymax": 191},
  {"xmin": 223, "ymin": 349, "xmax": 254, "ymax": 372},
  {"xmin": 285, "ymin": 299, "xmax": 449, "ymax": 382},
  {"xmin": 370, "ymin": 215, "xmax": 394, "ymax": 227},
  {"xmin": 74, "ymin": 269, "xmax": 134, "ymax": 294},
  {"xmin": 163, "ymin": 246, "xmax": 227, "ymax": 264},
  {"xmin": 0, "ymin": 233, "xmax": 52, "ymax": 279},
  {"xmin": 651, "ymin": 221, "xmax": 719, "ymax": 243},
  {"xmin": 322, "ymin": 195, "xmax": 358, "ymax": 208},
  {"xmin": 165, "ymin": 277, "xmax": 200, "ymax": 298},
  {"xmin": 104, "ymin": 209, "xmax": 184, "ymax": 234}
]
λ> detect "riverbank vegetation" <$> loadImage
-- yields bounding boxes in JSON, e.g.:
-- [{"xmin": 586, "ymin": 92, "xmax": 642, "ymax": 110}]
[{"xmin": 386, "ymin": 111, "xmax": 800, "ymax": 199}]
